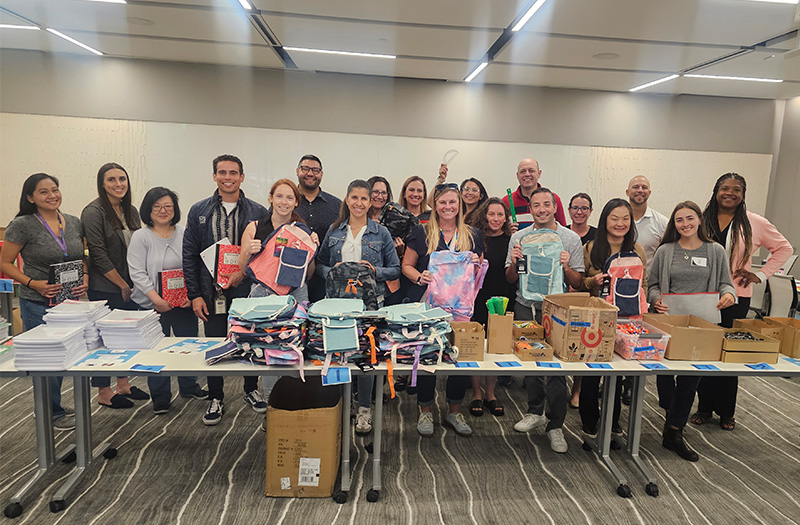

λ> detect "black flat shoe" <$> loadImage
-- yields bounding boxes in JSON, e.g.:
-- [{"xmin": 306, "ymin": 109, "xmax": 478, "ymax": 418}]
[
  {"xmin": 100, "ymin": 394, "xmax": 134, "ymax": 409},
  {"xmin": 122, "ymin": 386, "xmax": 150, "ymax": 401}
]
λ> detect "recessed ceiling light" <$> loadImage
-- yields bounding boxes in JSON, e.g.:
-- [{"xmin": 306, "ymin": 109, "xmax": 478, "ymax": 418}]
[
  {"xmin": 734, "ymin": 0, "xmax": 798, "ymax": 4},
  {"xmin": 684, "ymin": 74, "xmax": 783, "ymax": 82},
  {"xmin": 593, "ymin": 52, "xmax": 620, "ymax": 60},
  {"xmin": 238, "ymin": 0, "xmax": 253, "ymax": 10},
  {"xmin": 126, "ymin": 17, "xmax": 155, "ymax": 26},
  {"xmin": 464, "ymin": 62, "xmax": 489, "ymax": 82},
  {"xmin": 82, "ymin": 0, "xmax": 127, "ymax": 4},
  {"xmin": 511, "ymin": 0, "xmax": 550, "ymax": 32},
  {"xmin": 283, "ymin": 46, "xmax": 395, "ymax": 59},
  {"xmin": 0, "ymin": 24, "xmax": 40, "ymax": 30},
  {"xmin": 629, "ymin": 74, "xmax": 679, "ymax": 92},
  {"xmin": 46, "ymin": 28, "xmax": 103, "ymax": 56}
]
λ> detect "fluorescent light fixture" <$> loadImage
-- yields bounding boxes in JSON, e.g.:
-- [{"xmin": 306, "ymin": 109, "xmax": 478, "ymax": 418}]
[
  {"xmin": 684, "ymin": 74, "xmax": 783, "ymax": 83},
  {"xmin": 46, "ymin": 28, "xmax": 103, "ymax": 56},
  {"xmin": 464, "ymin": 61, "xmax": 489, "ymax": 82},
  {"xmin": 512, "ymin": 0, "xmax": 549, "ymax": 32},
  {"xmin": 0, "ymin": 24, "xmax": 40, "ymax": 30},
  {"xmin": 283, "ymin": 46, "xmax": 395, "ymax": 59},
  {"xmin": 737, "ymin": 0, "xmax": 797, "ymax": 4},
  {"xmin": 629, "ymin": 74, "xmax": 679, "ymax": 92},
  {"xmin": 82, "ymin": 0, "xmax": 127, "ymax": 3},
  {"xmin": 237, "ymin": 0, "xmax": 253, "ymax": 9}
]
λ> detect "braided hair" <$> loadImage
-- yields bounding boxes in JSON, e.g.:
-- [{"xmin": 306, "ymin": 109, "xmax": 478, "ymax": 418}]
[{"xmin": 702, "ymin": 173, "xmax": 752, "ymax": 272}]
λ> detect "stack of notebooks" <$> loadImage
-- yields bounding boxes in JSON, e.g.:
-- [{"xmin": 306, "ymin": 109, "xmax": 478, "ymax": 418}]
[
  {"xmin": 96, "ymin": 310, "xmax": 164, "ymax": 350},
  {"xmin": 13, "ymin": 324, "xmax": 87, "ymax": 370},
  {"xmin": 44, "ymin": 299, "xmax": 111, "ymax": 350}
]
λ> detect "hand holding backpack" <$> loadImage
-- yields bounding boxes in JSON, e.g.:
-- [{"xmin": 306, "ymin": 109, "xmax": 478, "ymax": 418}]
[
  {"xmin": 601, "ymin": 251, "xmax": 647, "ymax": 318},
  {"xmin": 324, "ymin": 261, "xmax": 379, "ymax": 311},
  {"xmin": 518, "ymin": 228, "xmax": 566, "ymax": 302}
]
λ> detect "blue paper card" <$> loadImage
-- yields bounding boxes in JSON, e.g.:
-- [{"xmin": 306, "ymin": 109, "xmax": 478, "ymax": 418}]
[
  {"xmin": 130, "ymin": 364, "xmax": 164, "ymax": 373},
  {"xmin": 322, "ymin": 367, "xmax": 352, "ymax": 386},
  {"xmin": 76, "ymin": 349, "xmax": 139, "ymax": 366},
  {"xmin": 641, "ymin": 362, "xmax": 668, "ymax": 370},
  {"xmin": 745, "ymin": 363, "xmax": 774, "ymax": 370},
  {"xmin": 692, "ymin": 364, "xmax": 720, "ymax": 371},
  {"xmin": 586, "ymin": 363, "xmax": 612, "ymax": 369},
  {"xmin": 495, "ymin": 361, "xmax": 522, "ymax": 368},
  {"xmin": 536, "ymin": 362, "xmax": 561, "ymax": 368},
  {"xmin": 455, "ymin": 362, "xmax": 479, "ymax": 368},
  {"xmin": 0, "ymin": 279, "xmax": 13, "ymax": 293},
  {"xmin": 161, "ymin": 338, "xmax": 221, "ymax": 354},
  {"xmin": 783, "ymin": 357, "xmax": 800, "ymax": 366}
]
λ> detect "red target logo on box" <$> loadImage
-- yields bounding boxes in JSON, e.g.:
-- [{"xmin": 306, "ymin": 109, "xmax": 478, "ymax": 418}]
[
  {"xmin": 581, "ymin": 327, "xmax": 602, "ymax": 348},
  {"xmin": 542, "ymin": 316, "xmax": 552, "ymax": 338}
]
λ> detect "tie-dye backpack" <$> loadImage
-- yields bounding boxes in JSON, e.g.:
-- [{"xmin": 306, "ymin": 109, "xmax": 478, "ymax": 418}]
[{"xmin": 424, "ymin": 250, "xmax": 488, "ymax": 321}]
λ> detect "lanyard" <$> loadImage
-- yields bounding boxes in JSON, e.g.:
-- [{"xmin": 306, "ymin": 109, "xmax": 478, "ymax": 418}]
[
  {"xmin": 441, "ymin": 229, "xmax": 458, "ymax": 251},
  {"xmin": 35, "ymin": 212, "xmax": 68, "ymax": 259}
]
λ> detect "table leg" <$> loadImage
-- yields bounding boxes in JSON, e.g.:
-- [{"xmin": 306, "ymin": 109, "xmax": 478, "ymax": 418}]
[
  {"xmin": 340, "ymin": 380, "xmax": 351, "ymax": 493},
  {"xmin": 366, "ymin": 374, "xmax": 382, "ymax": 502},
  {"xmin": 591, "ymin": 375, "xmax": 632, "ymax": 497},
  {"xmin": 627, "ymin": 375, "xmax": 658, "ymax": 497}
]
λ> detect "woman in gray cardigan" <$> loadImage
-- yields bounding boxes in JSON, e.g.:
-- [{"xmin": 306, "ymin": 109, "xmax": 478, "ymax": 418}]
[
  {"xmin": 648, "ymin": 201, "xmax": 735, "ymax": 462},
  {"xmin": 82, "ymin": 163, "xmax": 149, "ymax": 409}
]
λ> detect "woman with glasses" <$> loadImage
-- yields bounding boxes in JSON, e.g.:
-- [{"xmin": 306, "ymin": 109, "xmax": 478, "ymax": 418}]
[
  {"xmin": 460, "ymin": 178, "xmax": 488, "ymax": 227},
  {"xmin": 402, "ymin": 182, "xmax": 484, "ymax": 437},
  {"xmin": 568, "ymin": 193, "xmax": 596, "ymax": 245},
  {"xmin": 399, "ymin": 176, "xmax": 431, "ymax": 223}
]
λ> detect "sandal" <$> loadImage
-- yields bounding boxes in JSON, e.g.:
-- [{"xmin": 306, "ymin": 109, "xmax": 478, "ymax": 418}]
[
  {"xmin": 690, "ymin": 411, "xmax": 711, "ymax": 426},
  {"xmin": 99, "ymin": 394, "xmax": 134, "ymax": 409},
  {"xmin": 720, "ymin": 417, "xmax": 736, "ymax": 431},
  {"xmin": 484, "ymin": 399, "xmax": 504, "ymax": 417},
  {"xmin": 469, "ymin": 399, "xmax": 483, "ymax": 417},
  {"xmin": 121, "ymin": 386, "xmax": 150, "ymax": 401}
]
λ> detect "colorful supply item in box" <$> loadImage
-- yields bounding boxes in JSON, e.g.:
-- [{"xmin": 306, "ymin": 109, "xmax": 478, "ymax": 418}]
[{"xmin": 614, "ymin": 320, "xmax": 669, "ymax": 360}]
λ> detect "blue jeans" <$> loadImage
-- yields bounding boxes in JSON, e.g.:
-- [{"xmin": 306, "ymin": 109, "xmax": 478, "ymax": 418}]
[
  {"xmin": 357, "ymin": 376, "xmax": 375, "ymax": 408},
  {"xmin": 88, "ymin": 289, "xmax": 140, "ymax": 389},
  {"xmin": 19, "ymin": 298, "xmax": 66, "ymax": 420},
  {"xmin": 147, "ymin": 307, "xmax": 203, "ymax": 405}
]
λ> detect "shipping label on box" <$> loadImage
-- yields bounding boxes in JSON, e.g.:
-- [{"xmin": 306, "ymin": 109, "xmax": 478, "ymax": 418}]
[
  {"xmin": 643, "ymin": 314, "xmax": 723, "ymax": 361},
  {"xmin": 487, "ymin": 313, "xmax": 514, "ymax": 354},
  {"xmin": 449, "ymin": 321, "xmax": 485, "ymax": 362},
  {"xmin": 542, "ymin": 293, "xmax": 617, "ymax": 362},
  {"xmin": 513, "ymin": 340, "xmax": 554, "ymax": 361}
]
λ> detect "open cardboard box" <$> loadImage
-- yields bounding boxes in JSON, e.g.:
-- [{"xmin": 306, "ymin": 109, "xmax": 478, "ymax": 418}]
[
  {"xmin": 764, "ymin": 317, "xmax": 800, "ymax": 358},
  {"xmin": 487, "ymin": 313, "xmax": 514, "ymax": 354},
  {"xmin": 642, "ymin": 314, "xmax": 723, "ymax": 361},
  {"xmin": 513, "ymin": 339, "xmax": 554, "ymax": 361},
  {"xmin": 721, "ymin": 350, "xmax": 779, "ymax": 364},
  {"xmin": 542, "ymin": 292, "xmax": 618, "ymax": 362},
  {"xmin": 513, "ymin": 321, "xmax": 544, "ymax": 341},
  {"xmin": 722, "ymin": 328, "xmax": 780, "ymax": 353},
  {"xmin": 449, "ymin": 321, "xmax": 485, "ymax": 362}
]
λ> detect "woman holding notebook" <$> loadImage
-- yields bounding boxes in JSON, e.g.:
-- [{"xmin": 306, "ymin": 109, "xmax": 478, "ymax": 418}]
[
  {"xmin": 1, "ymin": 172, "xmax": 89, "ymax": 431},
  {"xmin": 127, "ymin": 187, "xmax": 207, "ymax": 414}
]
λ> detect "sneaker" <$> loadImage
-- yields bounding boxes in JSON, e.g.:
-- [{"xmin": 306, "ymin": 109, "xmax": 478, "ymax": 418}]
[
  {"xmin": 547, "ymin": 428, "xmax": 568, "ymax": 453},
  {"xmin": 153, "ymin": 402, "xmax": 170, "ymax": 415},
  {"xmin": 514, "ymin": 413, "xmax": 546, "ymax": 433},
  {"xmin": 417, "ymin": 412, "xmax": 434, "ymax": 437},
  {"xmin": 53, "ymin": 415, "xmax": 76, "ymax": 432},
  {"xmin": 180, "ymin": 387, "xmax": 209, "ymax": 400},
  {"xmin": 355, "ymin": 406, "xmax": 373, "ymax": 435},
  {"xmin": 444, "ymin": 412, "xmax": 473, "ymax": 437},
  {"xmin": 243, "ymin": 390, "xmax": 267, "ymax": 414},
  {"xmin": 203, "ymin": 399, "xmax": 224, "ymax": 426},
  {"xmin": 581, "ymin": 426, "xmax": 597, "ymax": 440}
]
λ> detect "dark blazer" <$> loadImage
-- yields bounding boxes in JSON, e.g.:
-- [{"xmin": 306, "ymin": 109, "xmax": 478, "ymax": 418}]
[{"xmin": 81, "ymin": 198, "xmax": 141, "ymax": 294}]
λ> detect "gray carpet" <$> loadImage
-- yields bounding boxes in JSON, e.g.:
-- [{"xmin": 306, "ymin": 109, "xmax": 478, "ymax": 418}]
[{"xmin": 1, "ymin": 374, "xmax": 799, "ymax": 525}]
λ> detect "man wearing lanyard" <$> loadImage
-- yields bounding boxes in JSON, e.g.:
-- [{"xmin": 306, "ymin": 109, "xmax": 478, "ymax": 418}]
[
  {"xmin": 502, "ymin": 158, "xmax": 567, "ymax": 230},
  {"xmin": 183, "ymin": 154, "xmax": 268, "ymax": 425}
]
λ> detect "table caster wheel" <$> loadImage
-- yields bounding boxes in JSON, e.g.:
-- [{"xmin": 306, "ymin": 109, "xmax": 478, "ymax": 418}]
[
  {"xmin": 332, "ymin": 491, "xmax": 348, "ymax": 504},
  {"xmin": 364, "ymin": 442, "xmax": 373, "ymax": 454},
  {"xmin": 366, "ymin": 489, "xmax": 379, "ymax": 502},
  {"xmin": 617, "ymin": 484, "xmax": 632, "ymax": 498},
  {"xmin": 645, "ymin": 482, "xmax": 659, "ymax": 497},
  {"xmin": 582, "ymin": 442, "xmax": 592, "ymax": 451},
  {"xmin": 103, "ymin": 448, "xmax": 118, "ymax": 459},
  {"xmin": 4, "ymin": 502, "xmax": 23, "ymax": 518},
  {"xmin": 62, "ymin": 451, "xmax": 76, "ymax": 463},
  {"xmin": 49, "ymin": 500, "xmax": 66, "ymax": 513}
]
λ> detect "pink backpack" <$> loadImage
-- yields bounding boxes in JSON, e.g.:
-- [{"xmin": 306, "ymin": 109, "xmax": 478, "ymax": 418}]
[
  {"xmin": 424, "ymin": 251, "xmax": 488, "ymax": 321},
  {"xmin": 602, "ymin": 252, "xmax": 647, "ymax": 319}
]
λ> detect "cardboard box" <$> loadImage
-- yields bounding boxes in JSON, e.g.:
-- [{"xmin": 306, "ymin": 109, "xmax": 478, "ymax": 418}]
[
  {"xmin": 487, "ymin": 313, "xmax": 514, "ymax": 354},
  {"xmin": 12, "ymin": 307, "xmax": 22, "ymax": 336},
  {"xmin": 764, "ymin": 317, "xmax": 800, "ymax": 358},
  {"xmin": 449, "ymin": 321, "xmax": 485, "ymax": 362},
  {"xmin": 722, "ymin": 328, "xmax": 780, "ymax": 353},
  {"xmin": 733, "ymin": 319, "xmax": 786, "ymax": 350},
  {"xmin": 513, "ymin": 340, "xmax": 554, "ymax": 361},
  {"xmin": 721, "ymin": 350, "xmax": 779, "ymax": 364},
  {"xmin": 512, "ymin": 321, "xmax": 544, "ymax": 341},
  {"xmin": 265, "ymin": 400, "xmax": 342, "ymax": 498},
  {"xmin": 642, "ymin": 314, "xmax": 723, "ymax": 361},
  {"xmin": 542, "ymin": 293, "xmax": 618, "ymax": 362}
]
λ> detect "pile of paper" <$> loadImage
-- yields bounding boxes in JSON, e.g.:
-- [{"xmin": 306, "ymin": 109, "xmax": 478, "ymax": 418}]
[
  {"xmin": 13, "ymin": 324, "xmax": 87, "ymax": 370},
  {"xmin": 96, "ymin": 310, "xmax": 164, "ymax": 350},
  {"xmin": 44, "ymin": 300, "xmax": 111, "ymax": 350}
]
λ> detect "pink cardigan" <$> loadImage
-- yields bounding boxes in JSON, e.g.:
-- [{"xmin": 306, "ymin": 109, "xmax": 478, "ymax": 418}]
[{"xmin": 725, "ymin": 211, "xmax": 793, "ymax": 298}]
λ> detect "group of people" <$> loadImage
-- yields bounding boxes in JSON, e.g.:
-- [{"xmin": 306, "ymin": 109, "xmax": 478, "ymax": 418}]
[{"xmin": 1, "ymin": 154, "xmax": 793, "ymax": 464}]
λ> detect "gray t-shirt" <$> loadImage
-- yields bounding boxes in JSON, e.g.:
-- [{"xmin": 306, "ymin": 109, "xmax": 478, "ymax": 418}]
[
  {"xmin": 506, "ymin": 223, "xmax": 585, "ymax": 308},
  {"xmin": 4, "ymin": 213, "xmax": 85, "ymax": 303},
  {"xmin": 668, "ymin": 244, "xmax": 711, "ymax": 294}
]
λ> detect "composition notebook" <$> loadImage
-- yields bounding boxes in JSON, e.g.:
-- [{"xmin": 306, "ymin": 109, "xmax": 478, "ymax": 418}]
[
  {"xmin": 158, "ymin": 269, "xmax": 188, "ymax": 307},
  {"xmin": 48, "ymin": 260, "xmax": 83, "ymax": 306},
  {"xmin": 215, "ymin": 244, "xmax": 241, "ymax": 288}
]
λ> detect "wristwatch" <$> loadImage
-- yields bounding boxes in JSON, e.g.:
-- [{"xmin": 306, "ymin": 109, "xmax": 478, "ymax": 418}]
[{"xmin": 416, "ymin": 275, "xmax": 422, "ymax": 285}]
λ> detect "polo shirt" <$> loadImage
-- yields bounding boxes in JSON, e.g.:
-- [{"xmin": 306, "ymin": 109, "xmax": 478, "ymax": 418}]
[
  {"xmin": 634, "ymin": 206, "xmax": 668, "ymax": 271},
  {"xmin": 501, "ymin": 185, "xmax": 567, "ymax": 230}
]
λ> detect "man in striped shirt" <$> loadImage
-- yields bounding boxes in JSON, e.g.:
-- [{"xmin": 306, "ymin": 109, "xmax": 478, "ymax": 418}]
[{"xmin": 502, "ymin": 158, "xmax": 567, "ymax": 230}]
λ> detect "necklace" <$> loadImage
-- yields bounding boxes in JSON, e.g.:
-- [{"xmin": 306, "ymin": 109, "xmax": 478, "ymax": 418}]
[{"xmin": 683, "ymin": 248, "xmax": 689, "ymax": 260}]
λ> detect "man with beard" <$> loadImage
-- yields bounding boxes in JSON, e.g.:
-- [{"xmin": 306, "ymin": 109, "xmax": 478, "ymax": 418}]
[
  {"xmin": 294, "ymin": 154, "xmax": 342, "ymax": 301},
  {"xmin": 626, "ymin": 175, "xmax": 667, "ymax": 271}
]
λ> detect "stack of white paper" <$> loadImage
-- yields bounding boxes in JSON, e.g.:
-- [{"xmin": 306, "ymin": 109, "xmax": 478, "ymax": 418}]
[
  {"xmin": 44, "ymin": 300, "xmax": 111, "ymax": 350},
  {"xmin": 13, "ymin": 325, "xmax": 87, "ymax": 370},
  {"xmin": 96, "ymin": 310, "xmax": 164, "ymax": 349}
]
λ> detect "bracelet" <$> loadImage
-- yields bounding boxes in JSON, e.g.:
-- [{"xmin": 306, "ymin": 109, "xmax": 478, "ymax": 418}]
[
  {"xmin": 26, "ymin": 277, "xmax": 33, "ymax": 288},
  {"xmin": 416, "ymin": 275, "xmax": 422, "ymax": 285}
]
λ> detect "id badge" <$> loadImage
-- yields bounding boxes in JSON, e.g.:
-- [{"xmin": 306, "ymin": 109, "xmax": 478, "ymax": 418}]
[
  {"xmin": 516, "ymin": 255, "xmax": 528, "ymax": 274},
  {"xmin": 214, "ymin": 289, "xmax": 226, "ymax": 315}
]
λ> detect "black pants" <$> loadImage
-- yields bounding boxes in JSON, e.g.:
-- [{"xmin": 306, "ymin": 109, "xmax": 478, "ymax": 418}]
[
  {"xmin": 657, "ymin": 375, "xmax": 702, "ymax": 429},
  {"xmin": 204, "ymin": 296, "xmax": 258, "ymax": 401},
  {"xmin": 696, "ymin": 297, "xmax": 750, "ymax": 419},
  {"xmin": 416, "ymin": 375, "xmax": 470, "ymax": 407},
  {"xmin": 579, "ymin": 376, "xmax": 622, "ymax": 432}
]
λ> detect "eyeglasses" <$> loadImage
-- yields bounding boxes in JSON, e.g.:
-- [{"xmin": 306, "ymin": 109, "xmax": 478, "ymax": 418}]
[
  {"xmin": 462, "ymin": 186, "xmax": 481, "ymax": 194},
  {"xmin": 569, "ymin": 206, "xmax": 591, "ymax": 212},
  {"xmin": 435, "ymin": 183, "xmax": 459, "ymax": 193},
  {"xmin": 153, "ymin": 205, "xmax": 174, "ymax": 212},
  {"xmin": 298, "ymin": 166, "xmax": 322, "ymax": 175},
  {"xmin": 371, "ymin": 190, "xmax": 388, "ymax": 197}
]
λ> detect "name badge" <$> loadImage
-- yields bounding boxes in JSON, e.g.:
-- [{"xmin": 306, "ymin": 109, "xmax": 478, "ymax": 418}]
[
  {"xmin": 214, "ymin": 294, "xmax": 226, "ymax": 315},
  {"xmin": 691, "ymin": 257, "xmax": 707, "ymax": 267}
]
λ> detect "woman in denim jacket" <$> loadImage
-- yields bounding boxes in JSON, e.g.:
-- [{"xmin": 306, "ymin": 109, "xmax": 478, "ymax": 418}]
[{"xmin": 317, "ymin": 179, "xmax": 401, "ymax": 435}]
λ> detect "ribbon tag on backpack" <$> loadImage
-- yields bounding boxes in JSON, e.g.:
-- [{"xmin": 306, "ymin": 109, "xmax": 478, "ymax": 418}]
[{"xmin": 345, "ymin": 278, "xmax": 362, "ymax": 295}]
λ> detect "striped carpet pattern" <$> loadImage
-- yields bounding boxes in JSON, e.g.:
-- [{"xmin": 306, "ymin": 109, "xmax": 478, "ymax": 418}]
[{"xmin": 1, "ymin": 374, "xmax": 799, "ymax": 525}]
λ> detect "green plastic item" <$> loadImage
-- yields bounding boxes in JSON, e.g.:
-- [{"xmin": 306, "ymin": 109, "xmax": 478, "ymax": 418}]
[
  {"xmin": 486, "ymin": 296, "xmax": 509, "ymax": 316},
  {"xmin": 506, "ymin": 188, "xmax": 517, "ymax": 223}
]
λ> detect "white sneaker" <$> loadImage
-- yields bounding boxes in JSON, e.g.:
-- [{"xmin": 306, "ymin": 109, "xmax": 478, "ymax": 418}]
[
  {"xmin": 514, "ymin": 413, "xmax": 546, "ymax": 433},
  {"xmin": 355, "ymin": 406, "xmax": 373, "ymax": 435},
  {"xmin": 547, "ymin": 428, "xmax": 568, "ymax": 453}
]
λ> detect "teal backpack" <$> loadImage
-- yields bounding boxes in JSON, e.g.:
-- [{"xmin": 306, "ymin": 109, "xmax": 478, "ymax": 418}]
[{"xmin": 519, "ymin": 228, "xmax": 565, "ymax": 302}]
